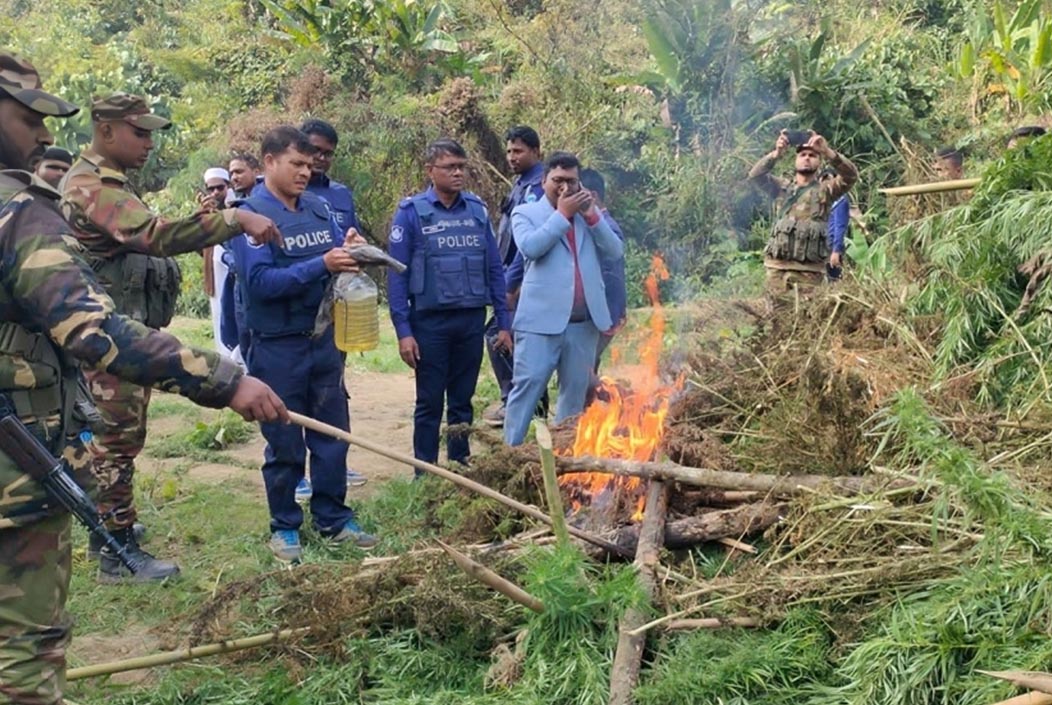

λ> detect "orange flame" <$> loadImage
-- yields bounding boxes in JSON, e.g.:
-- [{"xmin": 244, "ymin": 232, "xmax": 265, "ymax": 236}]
[{"xmin": 559, "ymin": 255, "xmax": 677, "ymax": 522}]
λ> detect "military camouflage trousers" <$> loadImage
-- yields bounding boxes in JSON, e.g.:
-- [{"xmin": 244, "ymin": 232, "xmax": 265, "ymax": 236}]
[
  {"xmin": 85, "ymin": 368, "xmax": 151, "ymax": 530},
  {"xmin": 0, "ymin": 512, "xmax": 72, "ymax": 705},
  {"xmin": 763, "ymin": 262, "xmax": 825, "ymax": 312}
]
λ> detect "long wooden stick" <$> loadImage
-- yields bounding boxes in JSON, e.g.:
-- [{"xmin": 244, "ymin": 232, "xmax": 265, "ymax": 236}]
[
  {"xmin": 879, "ymin": 178, "xmax": 979, "ymax": 196},
  {"xmin": 609, "ymin": 480, "xmax": 669, "ymax": 705},
  {"xmin": 437, "ymin": 539, "xmax": 545, "ymax": 613},
  {"xmin": 287, "ymin": 412, "xmax": 629, "ymax": 557},
  {"xmin": 665, "ymin": 617, "xmax": 760, "ymax": 630},
  {"xmin": 556, "ymin": 455, "xmax": 912, "ymax": 496},
  {"xmin": 535, "ymin": 422, "xmax": 569, "ymax": 548},
  {"xmin": 67, "ymin": 628, "xmax": 308, "ymax": 681}
]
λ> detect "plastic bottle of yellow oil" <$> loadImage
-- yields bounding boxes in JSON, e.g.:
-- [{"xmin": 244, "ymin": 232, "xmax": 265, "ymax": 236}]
[{"xmin": 333, "ymin": 272, "xmax": 379, "ymax": 353}]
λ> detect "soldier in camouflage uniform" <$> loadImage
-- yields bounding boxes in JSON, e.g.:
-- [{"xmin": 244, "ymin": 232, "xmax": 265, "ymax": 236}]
[
  {"xmin": 60, "ymin": 93, "xmax": 282, "ymax": 582},
  {"xmin": 0, "ymin": 50, "xmax": 288, "ymax": 704},
  {"xmin": 749, "ymin": 131, "xmax": 858, "ymax": 305}
]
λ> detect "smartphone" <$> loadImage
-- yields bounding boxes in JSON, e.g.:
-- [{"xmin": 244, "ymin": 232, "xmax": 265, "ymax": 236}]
[{"xmin": 785, "ymin": 129, "xmax": 812, "ymax": 147}]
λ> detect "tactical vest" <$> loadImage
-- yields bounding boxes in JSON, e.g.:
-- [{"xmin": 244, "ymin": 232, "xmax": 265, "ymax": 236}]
[
  {"xmin": 308, "ymin": 179, "xmax": 356, "ymax": 230},
  {"xmin": 763, "ymin": 182, "xmax": 831, "ymax": 265},
  {"xmin": 240, "ymin": 193, "xmax": 335, "ymax": 335},
  {"xmin": 61, "ymin": 157, "xmax": 183, "ymax": 329},
  {"xmin": 497, "ymin": 169, "xmax": 542, "ymax": 265},
  {"xmin": 406, "ymin": 193, "xmax": 491, "ymax": 312},
  {"xmin": 90, "ymin": 252, "xmax": 181, "ymax": 329},
  {"xmin": 0, "ymin": 174, "xmax": 81, "ymax": 450}
]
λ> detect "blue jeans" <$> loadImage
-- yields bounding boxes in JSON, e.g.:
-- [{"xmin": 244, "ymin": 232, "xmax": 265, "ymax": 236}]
[
  {"xmin": 248, "ymin": 329, "xmax": 354, "ymax": 534},
  {"xmin": 411, "ymin": 307, "xmax": 486, "ymax": 464},
  {"xmin": 503, "ymin": 320, "xmax": 600, "ymax": 446}
]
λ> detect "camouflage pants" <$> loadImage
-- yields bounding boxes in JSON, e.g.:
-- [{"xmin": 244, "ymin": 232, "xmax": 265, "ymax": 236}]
[
  {"xmin": 0, "ymin": 513, "xmax": 72, "ymax": 705},
  {"xmin": 764, "ymin": 267, "xmax": 824, "ymax": 312},
  {"xmin": 84, "ymin": 368, "xmax": 151, "ymax": 530}
]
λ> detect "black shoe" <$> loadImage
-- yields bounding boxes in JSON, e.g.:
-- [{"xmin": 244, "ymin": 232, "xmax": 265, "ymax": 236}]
[
  {"xmin": 88, "ymin": 522, "xmax": 146, "ymax": 559},
  {"xmin": 98, "ymin": 527, "xmax": 180, "ymax": 584}
]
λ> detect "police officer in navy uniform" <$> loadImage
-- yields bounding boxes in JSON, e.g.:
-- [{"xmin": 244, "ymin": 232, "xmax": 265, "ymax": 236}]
[
  {"xmin": 388, "ymin": 139, "xmax": 512, "ymax": 468},
  {"xmin": 301, "ymin": 118, "xmax": 361, "ymax": 232},
  {"xmin": 233, "ymin": 125, "xmax": 376, "ymax": 562}
]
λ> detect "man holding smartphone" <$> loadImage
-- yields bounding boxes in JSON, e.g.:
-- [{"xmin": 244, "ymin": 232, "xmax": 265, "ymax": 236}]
[{"xmin": 749, "ymin": 130, "xmax": 857, "ymax": 305}]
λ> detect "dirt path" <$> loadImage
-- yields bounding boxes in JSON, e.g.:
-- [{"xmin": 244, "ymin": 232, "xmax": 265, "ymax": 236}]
[{"xmin": 178, "ymin": 370, "xmax": 418, "ymax": 497}]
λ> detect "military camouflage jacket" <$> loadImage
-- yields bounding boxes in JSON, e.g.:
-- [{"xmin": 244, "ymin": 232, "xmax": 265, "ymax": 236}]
[
  {"xmin": 749, "ymin": 151, "xmax": 858, "ymax": 268},
  {"xmin": 61, "ymin": 146, "xmax": 243, "ymax": 258},
  {"xmin": 0, "ymin": 168, "xmax": 243, "ymax": 527}
]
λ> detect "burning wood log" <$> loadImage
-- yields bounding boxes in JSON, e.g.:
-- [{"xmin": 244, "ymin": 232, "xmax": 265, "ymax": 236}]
[
  {"xmin": 582, "ymin": 503, "xmax": 786, "ymax": 559},
  {"xmin": 609, "ymin": 480, "xmax": 669, "ymax": 705},
  {"xmin": 557, "ymin": 455, "xmax": 915, "ymax": 497}
]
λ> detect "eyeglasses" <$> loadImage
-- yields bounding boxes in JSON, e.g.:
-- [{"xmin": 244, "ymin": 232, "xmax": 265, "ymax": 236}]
[
  {"xmin": 205, "ymin": 184, "xmax": 227, "ymax": 193},
  {"xmin": 551, "ymin": 177, "xmax": 580, "ymax": 187},
  {"xmin": 430, "ymin": 162, "xmax": 467, "ymax": 173}
]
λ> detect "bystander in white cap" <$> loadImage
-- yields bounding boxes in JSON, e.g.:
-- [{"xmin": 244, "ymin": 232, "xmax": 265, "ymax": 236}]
[{"xmin": 203, "ymin": 167, "xmax": 230, "ymax": 182}]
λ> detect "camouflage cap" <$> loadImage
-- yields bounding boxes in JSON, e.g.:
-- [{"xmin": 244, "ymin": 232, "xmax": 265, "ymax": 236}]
[
  {"xmin": 90, "ymin": 92, "xmax": 171, "ymax": 130},
  {"xmin": 0, "ymin": 50, "xmax": 79, "ymax": 117}
]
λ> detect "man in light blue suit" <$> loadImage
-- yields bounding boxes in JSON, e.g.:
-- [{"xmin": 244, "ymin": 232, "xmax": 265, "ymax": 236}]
[{"xmin": 504, "ymin": 152, "xmax": 624, "ymax": 445}]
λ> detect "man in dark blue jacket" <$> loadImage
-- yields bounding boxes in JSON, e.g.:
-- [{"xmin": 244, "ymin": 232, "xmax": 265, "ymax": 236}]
[
  {"xmin": 482, "ymin": 126, "xmax": 545, "ymax": 427},
  {"xmin": 234, "ymin": 126, "xmax": 376, "ymax": 562},
  {"xmin": 300, "ymin": 118, "xmax": 368, "ymax": 490},
  {"xmin": 826, "ymin": 194, "xmax": 849, "ymax": 281},
  {"xmin": 388, "ymin": 139, "xmax": 512, "ymax": 468}
]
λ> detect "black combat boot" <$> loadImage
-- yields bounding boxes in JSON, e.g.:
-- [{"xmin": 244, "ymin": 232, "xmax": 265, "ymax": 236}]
[
  {"xmin": 98, "ymin": 527, "xmax": 180, "ymax": 583},
  {"xmin": 88, "ymin": 522, "xmax": 146, "ymax": 559}
]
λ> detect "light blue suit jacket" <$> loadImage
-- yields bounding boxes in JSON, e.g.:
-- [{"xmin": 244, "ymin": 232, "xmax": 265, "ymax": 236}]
[{"xmin": 511, "ymin": 197, "xmax": 624, "ymax": 335}]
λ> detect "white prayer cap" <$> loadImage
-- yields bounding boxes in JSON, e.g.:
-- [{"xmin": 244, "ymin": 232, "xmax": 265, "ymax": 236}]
[{"xmin": 203, "ymin": 167, "xmax": 230, "ymax": 183}]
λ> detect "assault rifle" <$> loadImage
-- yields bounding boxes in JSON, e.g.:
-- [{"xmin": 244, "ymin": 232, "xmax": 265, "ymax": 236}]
[{"xmin": 0, "ymin": 406, "xmax": 141, "ymax": 573}]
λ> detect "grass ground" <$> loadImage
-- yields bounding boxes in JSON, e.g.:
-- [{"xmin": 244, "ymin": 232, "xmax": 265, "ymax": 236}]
[{"xmin": 63, "ymin": 302, "xmax": 739, "ymax": 704}]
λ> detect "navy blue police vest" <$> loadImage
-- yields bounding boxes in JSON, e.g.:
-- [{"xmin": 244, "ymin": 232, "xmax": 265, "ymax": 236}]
[
  {"xmin": 406, "ymin": 192, "xmax": 490, "ymax": 312},
  {"xmin": 240, "ymin": 192, "xmax": 336, "ymax": 335},
  {"xmin": 308, "ymin": 178, "xmax": 355, "ymax": 229}
]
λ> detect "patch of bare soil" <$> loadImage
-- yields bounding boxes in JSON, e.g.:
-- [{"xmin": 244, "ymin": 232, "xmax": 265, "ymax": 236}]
[{"xmin": 68, "ymin": 626, "xmax": 161, "ymax": 686}]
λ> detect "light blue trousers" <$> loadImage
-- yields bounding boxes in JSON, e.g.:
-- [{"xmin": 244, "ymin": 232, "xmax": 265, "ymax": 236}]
[{"xmin": 503, "ymin": 320, "xmax": 600, "ymax": 445}]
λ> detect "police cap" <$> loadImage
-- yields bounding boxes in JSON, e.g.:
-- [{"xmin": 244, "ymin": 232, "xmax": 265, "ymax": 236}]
[
  {"xmin": 0, "ymin": 50, "xmax": 79, "ymax": 117},
  {"xmin": 90, "ymin": 92, "xmax": 171, "ymax": 131}
]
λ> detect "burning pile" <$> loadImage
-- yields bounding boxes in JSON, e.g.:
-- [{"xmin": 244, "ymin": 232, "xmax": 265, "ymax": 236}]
[{"xmin": 559, "ymin": 255, "xmax": 678, "ymax": 524}]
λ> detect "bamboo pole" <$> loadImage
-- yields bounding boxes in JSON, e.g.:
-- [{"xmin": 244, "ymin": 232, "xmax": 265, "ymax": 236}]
[
  {"xmin": 286, "ymin": 412, "xmax": 629, "ymax": 557},
  {"xmin": 66, "ymin": 628, "xmax": 309, "ymax": 681},
  {"xmin": 534, "ymin": 422, "xmax": 569, "ymax": 548},
  {"xmin": 665, "ymin": 617, "xmax": 760, "ymax": 630},
  {"xmin": 987, "ymin": 693, "xmax": 1052, "ymax": 705},
  {"xmin": 556, "ymin": 455, "xmax": 913, "ymax": 497},
  {"xmin": 609, "ymin": 480, "xmax": 669, "ymax": 705},
  {"xmin": 879, "ymin": 177, "xmax": 979, "ymax": 196},
  {"xmin": 437, "ymin": 539, "xmax": 545, "ymax": 613}
]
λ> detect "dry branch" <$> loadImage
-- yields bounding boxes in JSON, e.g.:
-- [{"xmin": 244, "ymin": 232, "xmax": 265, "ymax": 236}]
[
  {"xmin": 609, "ymin": 481, "xmax": 669, "ymax": 705},
  {"xmin": 665, "ymin": 617, "xmax": 761, "ymax": 630},
  {"xmin": 557, "ymin": 455, "xmax": 914, "ymax": 497},
  {"xmin": 987, "ymin": 693, "xmax": 1052, "ymax": 705},
  {"xmin": 437, "ymin": 540, "xmax": 545, "ymax": 613},
  {"xmin": 535, "ymin": 422, "xmax": 570, "ymax": 547},
  {"xmin": 67, "ymin": 628, "xmax": 309, "ymax": 681},
  {"xmin": 981, "ymin": 672, "xmax": 1052, "ymax": 696}
]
